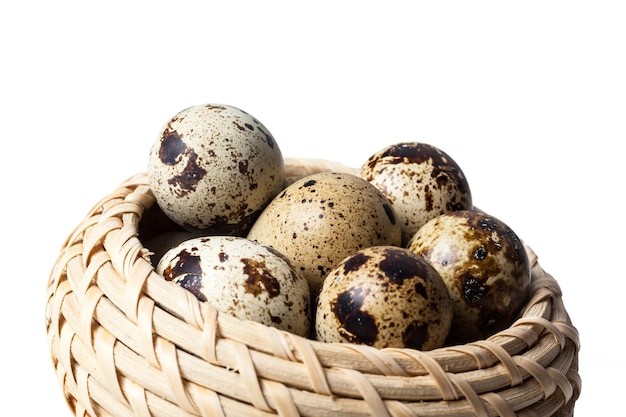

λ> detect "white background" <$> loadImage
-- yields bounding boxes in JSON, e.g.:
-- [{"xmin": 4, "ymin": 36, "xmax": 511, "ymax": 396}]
[{"xmin": 1, "ymin": 1, "xmax": 624, "ymax": 415}]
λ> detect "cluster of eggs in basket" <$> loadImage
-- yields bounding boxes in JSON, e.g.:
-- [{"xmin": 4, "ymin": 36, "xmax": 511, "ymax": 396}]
[{"xmin": 144, "ymin": 104, "xmax": 531, "ymax": 350}]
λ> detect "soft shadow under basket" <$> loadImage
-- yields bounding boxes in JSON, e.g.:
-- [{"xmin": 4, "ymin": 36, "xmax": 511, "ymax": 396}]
[{"xmin": 45, "ymin": 158, "xmax": 581, "ymax": 417}]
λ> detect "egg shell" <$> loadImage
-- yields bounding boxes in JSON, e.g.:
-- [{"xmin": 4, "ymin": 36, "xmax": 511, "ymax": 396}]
[
  {"xmin": 360, "ymin": 142, "xmax": 472, "ymax": 246},
  {"xmin": 247, "ymin": 172, "xmax": 402, "ymax": 296},
  {"xmin": 407, "ymin": 210, "xmax": 531, "ymax": 345},
  {"xmin": 147, "ymin": 104, "xmax": 285, "ymax": 235},
  {"xmin": 156, "ymin": 236, "xmax": 310, "ymax": 337},
  {"xmin": 315, "ymin": 246, "xmax": 453, "ymax": 350}
]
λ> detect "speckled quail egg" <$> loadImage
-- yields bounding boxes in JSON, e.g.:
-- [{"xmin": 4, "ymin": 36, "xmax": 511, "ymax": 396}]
[
  {"xmin": 156, "ymin": 236, "xmax": 310, "ymax": 336},
  {"xmin": 360, "ymin": 142, "xmax": 472, "ymax": 246},
  {"xmin": 407, "ymin": 210, "xmax": 531, "ymax": 345},
  {"xmin": 247, "ymin": 172, "xmax": 402, "ymax": 296},
  {"xmin": 148, "ymin": 104, "xmax": 285, "ymax": 236},
  {"xmin": 315, "ymin": 246, "xmax": 452, "ymax": 350}
]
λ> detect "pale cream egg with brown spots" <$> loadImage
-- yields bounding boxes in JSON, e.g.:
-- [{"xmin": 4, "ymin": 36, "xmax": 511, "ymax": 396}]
[
  {"xmin": 360, "ymin": 142, "xmax": 472, "ymax": 246},
  {"xmin": 315, "ymin": 246, "xmax": 452, "ymax": 350},
  {"xmin": 407, "ymin": 210, "xmax": 531, "ymax": 345},
  {"xmin": 156, "ymin": 236, "xmax": 310, "ymax": 337},
  {"xmin": 247, "ymin": 172, "xmax": 402, "ymax": 297},
  {"xmin": 147, "ymin": 104, "xmax": 285, "ymax": 235}
]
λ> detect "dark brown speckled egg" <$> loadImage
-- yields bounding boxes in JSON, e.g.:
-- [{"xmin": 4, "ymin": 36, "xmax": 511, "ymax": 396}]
[
  {"xmin": 148, "ymin": 104, "xmax": 285, "ymax": 235},
  {"xmin": 407, "ymin": 210, "xmax": 531, "ymax": 345},
  {"xmin": 156, "ymin": 236, "xmax": 310, "ymax": 336},
  {"xmin": 360, "ymin": 142, "xmax": 472, "ymax": 246},
  {"xmin": 315, "ymin": 246, "xmax": 452, "ymax": 350},
  {"xmin": 247, "ymin": 172, "xmax": 401, "ymax": 297}
]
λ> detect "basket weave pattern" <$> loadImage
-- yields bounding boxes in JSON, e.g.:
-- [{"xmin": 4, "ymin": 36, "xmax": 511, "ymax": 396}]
[{"xmin": 45, "ymin": 159, "xmax": 581, "ymax": 417}]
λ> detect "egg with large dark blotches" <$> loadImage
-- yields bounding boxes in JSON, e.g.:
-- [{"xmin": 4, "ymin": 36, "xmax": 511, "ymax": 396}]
[
  {"xmin": 148, "ymin": 104, "xmax": 285, "ymax": 235},
  {"xmin": 315, "ymin": 246, "xmax": 452, "ymax": 350},
  {"xmin": 155, "ymin": 236, "xmax": 310, "ymax": 336},
  {"xmin": 247, "ymin": 172, "xmax": 401, "ymax": 296},
  {"xmin": 360, "ymin": 142, "xmax": 472, "ymax": 246},
  {"xmin": 407, "ymin": 210, "xmax": 531, "ymax": 345}
]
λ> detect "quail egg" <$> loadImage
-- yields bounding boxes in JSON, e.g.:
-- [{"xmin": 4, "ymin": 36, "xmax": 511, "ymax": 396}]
[
  {"xmin": 156, "ymin": 236, "xmax": 310, "ymax": 336},
  {"xmin": 315, "ymin": 246, "xmax": 452, "ymax": 350},
  {"xmin": 407, "ymin": 210, "xmax": 531, "ymax": 345},
  {"xmin": 360, "ymin": 142, "xmax": 472, "ymax": 246},
  {"xmin": 148, "ymin": 104, "xmax": 285, "ymax": 235},
  {"xmin": 247, "ymin": 172, "xmax": 401, "ymax": 296}
]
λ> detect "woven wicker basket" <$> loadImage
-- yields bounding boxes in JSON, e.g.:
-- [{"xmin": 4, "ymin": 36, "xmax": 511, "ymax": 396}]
[{"xmin": 45, "ymin": 158, "xmax": 581, "ymax": 417}]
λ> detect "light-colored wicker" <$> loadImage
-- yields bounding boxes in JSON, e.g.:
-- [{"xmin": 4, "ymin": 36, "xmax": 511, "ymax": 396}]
[{"xmin": 45, "ymin": 157, "xmax": 581, "ymax": 417}]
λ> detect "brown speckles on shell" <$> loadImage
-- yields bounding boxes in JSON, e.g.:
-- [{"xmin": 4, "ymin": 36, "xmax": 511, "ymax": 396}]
[
  {"xmin": 378, "ymin": 247, "xmax": 430, "ymax": 285},
  {"xmin": 315, "ymin": 246, "xmax": 452, "ymax": 350},
  {"xmin": 360, "ymin": 142, "xmax": 472, "ymax": 246},
  {"xmin": 332, "ymin": 286, "xmax": 378, "ymax": 345},
  {"xmin": 241, "ymin": 257, "xmax": 281, "ymax": 298},
  {"xmin": 177, "ymin": 274, "xmax": 208, "ymax": 302},
  {"xmin": 167, "ymin": 151, "xmax": 207, "ymax": 197},
  {"xmin": 157, "ymin": 127, "xmax": 208, "ymax": 197},
  {"xmin": 343, "ymin": 252, "xmax": 371, "ymax": 275},
  {"xmin": 407, "ymin": 210, "xmax": 531, "ymax": 345},
  {"xmin": 159, "ymin": 128, "xmax": 187, "ymax": 165},
  {"xmin": 161, "ymin": 248, "xmax": 202, "ymax": 281}
]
